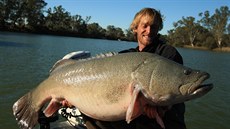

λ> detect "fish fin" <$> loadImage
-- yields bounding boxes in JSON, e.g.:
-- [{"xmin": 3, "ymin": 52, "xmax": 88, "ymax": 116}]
[
  {"xmin": 77, "ymin": 51, "xmax": 118, "ymax": 61},
  {"xmin": 49, "ymin": 59, "xmax": 76, "ymax": 74},
  {"xmin": 62, "ymin": 51, "xmax": 91, "ymax": 60},
  {"xmin": 50, "ymin": 51, "xmax": 117, "ymax": 74},
  {"xmin": 43, "ymin": 98, "xmax": 62, "ymax": 117},
  {"xmin": 50, "ymin": 51, "xmax": 91, "ymax": 74},
  {"xmin": 126, "ymin": 84, "xmax": 143, "ymax": 123},
  {"xmin": 155, "ymin": 112, "xmax": 165, "ymax": 129},
  {"xmin": 126, "ymin": 84, "xmax": 165, "ymax": 128},
  {"xmin": 95, "ymin": 52, "xmax": 118, "ymax": 58},
  {"xmin": 144, "ymin": 106, "xmax": 165, "ymax": 129},
  {"xmin": 12, "ymin": 93, "xmax": 38, "ymax": 129}
]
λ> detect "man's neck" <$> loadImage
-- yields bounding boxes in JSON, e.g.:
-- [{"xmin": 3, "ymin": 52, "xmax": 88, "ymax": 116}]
[{"xmin": 138, "ymin": 44, "xmax": 145, "ymax": 51}]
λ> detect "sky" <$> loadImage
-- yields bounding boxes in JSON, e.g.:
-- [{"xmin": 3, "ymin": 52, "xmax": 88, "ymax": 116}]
[{"xmin": 45, "ymin": 0, "xmax": 229, "ymax": 34}]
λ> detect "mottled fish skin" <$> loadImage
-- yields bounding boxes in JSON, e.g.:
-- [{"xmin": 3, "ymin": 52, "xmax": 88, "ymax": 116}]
[{"xmin": 12, "ymin": 52, "xmax": 213, "ymax": 129}]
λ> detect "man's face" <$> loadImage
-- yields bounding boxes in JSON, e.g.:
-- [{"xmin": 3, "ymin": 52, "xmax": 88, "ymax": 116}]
[{"xmin": 134, "ymin": 16, "xmax": 159, "ymax": 48}]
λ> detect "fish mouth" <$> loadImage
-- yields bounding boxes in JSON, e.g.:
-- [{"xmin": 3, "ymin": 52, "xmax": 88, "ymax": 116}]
[
  {"xmin": 191, "ymin": 83, "xmax": 213, "ymax": 95},
  {"xmin": 189, "ymin": 73, "xmax": 213, "ymax": 96}
]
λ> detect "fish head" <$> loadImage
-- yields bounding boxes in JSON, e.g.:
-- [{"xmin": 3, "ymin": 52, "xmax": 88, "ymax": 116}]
[{"xmin": 133, "ymin": 55, "xmax": 213, "ymax": 106}]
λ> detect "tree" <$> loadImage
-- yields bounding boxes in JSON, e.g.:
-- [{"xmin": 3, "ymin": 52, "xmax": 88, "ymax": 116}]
[
  {"xmin": 116, "ymin": 27, "xmax": 125, "ymax": 40},
  {"xmin": 70, "ymin": 15, "xmax": 90, "ymax": 36},
  {"xmin": 173, "ymin": 16, "xmax": 201, "ymax": 47},
  {"xmin": 0, "ymin": 0, "xmax": 9, "ymax": 29},
  {"xmin": 87, "ymin": 22, "xmax": 105, "ymax": 38},
  {"xmin": 106, "ymin": 25, "xmax": 125, "ymax": 40},
  {"xmin": 227, "ymin": 24, "xmax": 230, "ymax": 34},
  {"xmin": 45, "ymin": 6, "xmax": 72, "ymax": 32},
  {"xmin": 125, "ymin": 29, "xmax": 135, "ymax": 41},
  {"xmin": 0, "ymin": 0, "xmax": 24, "ymax": 29},
  {"xmin": 0, "ymin": 0, "xmax": 47, "ymax": 31},
  {"xmin": 195, "ymin": 27, "xmax": 216, "ymax": 49},
  {"xmin": 167, "ymin": 27, "xmax": 188, "ymax": 47},
  {"xmin": 23, "ymin": 0, "xmax": 47, "ymax": 30},
  {"xmin": 199, "ymin": 6, "xmax": 230, "ymax": 48}
]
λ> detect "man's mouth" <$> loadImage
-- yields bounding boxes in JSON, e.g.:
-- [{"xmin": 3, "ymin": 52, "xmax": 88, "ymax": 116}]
[{"xmin": 143, "ymin": 35, "xmax": 152, "ymax": 41}]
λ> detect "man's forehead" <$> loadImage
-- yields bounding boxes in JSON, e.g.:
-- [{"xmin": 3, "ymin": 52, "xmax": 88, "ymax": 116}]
[{"xmin": 139, "ymin": 15, "xmax": 156, "ymax": 25}]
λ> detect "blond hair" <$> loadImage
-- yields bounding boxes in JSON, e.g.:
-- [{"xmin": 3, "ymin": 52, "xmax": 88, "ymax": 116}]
[{"xmin": 130, "ymin": 8, "xmax": 163, "ymax": 32}]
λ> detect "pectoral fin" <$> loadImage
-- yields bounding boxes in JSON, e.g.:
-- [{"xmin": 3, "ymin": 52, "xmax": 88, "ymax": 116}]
[
  {"xmin": 43, "ymin": 98, "xmax": 62, "ymax": 117},
  {"xmin": 126, "ymin": 84, "xmax": 143, "ymax": 123},
  {"xmin": 125, "ymin": 83, "xmax": 165, "ymax": 128},
  {"xmin": 144, "ymin": 105, "xmax": 165, "ymax": 129}
]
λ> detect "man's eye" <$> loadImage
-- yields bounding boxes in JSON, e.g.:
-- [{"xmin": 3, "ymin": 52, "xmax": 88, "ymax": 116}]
[{"xmin": 142, "ymin": 24, "xmax": 148, "ymax": 28}]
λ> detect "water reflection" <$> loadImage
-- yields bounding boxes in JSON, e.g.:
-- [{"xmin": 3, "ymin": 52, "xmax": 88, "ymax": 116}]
[{"xmin": 0, "ymin": 41, "xmax": 31, "ymax": 47}]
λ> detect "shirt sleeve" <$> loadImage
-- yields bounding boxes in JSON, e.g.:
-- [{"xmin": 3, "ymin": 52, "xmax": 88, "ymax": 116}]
[{"xmin": 156, "ymin": 44, "xmax": 183, "ymax": 65}]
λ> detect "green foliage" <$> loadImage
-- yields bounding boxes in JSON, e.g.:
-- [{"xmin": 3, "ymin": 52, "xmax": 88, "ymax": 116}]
[
  {"xmin": 168, "ymin": 5, "xmax": 230, "ymax": 49},
  {"xmin": 198, "ymin": 6, "xmax": 230, "ymax": 48},
  {"xmin": 167, "ymin": 27, "xmax": 189, "ymax": 47},
  {"xmin": 0, "ymin": 0, "xmax": 133, "ymax": 41},
  {"xmin": 105, "ymin": 25, "xmax": 125, "ymax": 40},
  {"xmin": 174, "ymin": 16, "xmax": 200, "ymax": 46},
  {"xmin": 125, "ymin": 29, "xmax": 135, "ymax": 41},
  {"xmin": 25, "ymin": 0, "xmax": 47, "ymax": 30},
  {"xmin": 0, "ymin": 1, "xmax": 229, "ymax": 46},
  {"xmin": 0, "ymin": 0, "xmax": 47, "ymax": 31},
  {"xmin": 222, "ymin": 34, "xmax": 230, "ymax": 47},
  {"xmin": 87, "ymin": 23, "xmax": 105, "ymax": 38},
  {"xmin": 204, "ymin": 36, "xmax": 217, "ymax": 49},
  {"xmin": 45, "ymin": 6, "xmax": 72, "ymax": 31}
]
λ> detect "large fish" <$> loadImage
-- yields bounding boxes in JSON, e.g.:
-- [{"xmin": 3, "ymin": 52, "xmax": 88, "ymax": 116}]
[{"xmin": 12, "ymin": 52, "xmax": 213, "ymax": 129}]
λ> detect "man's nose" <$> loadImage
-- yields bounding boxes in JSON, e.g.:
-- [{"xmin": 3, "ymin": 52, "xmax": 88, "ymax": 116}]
[{"xmin": 146, "ymin": 26, "xmax": 151, "ymax": 34}]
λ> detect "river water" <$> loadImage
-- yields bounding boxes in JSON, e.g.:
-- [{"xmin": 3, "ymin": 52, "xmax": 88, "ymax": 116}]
[{"xmin": 0, "ymin": 32, "xmax": 229, "ymax": 129}]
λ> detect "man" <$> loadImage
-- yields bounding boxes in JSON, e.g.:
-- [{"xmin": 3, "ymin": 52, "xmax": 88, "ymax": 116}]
[{"xmin": 80, "ymin": 8, "xmax": 186, "ymax": 129}]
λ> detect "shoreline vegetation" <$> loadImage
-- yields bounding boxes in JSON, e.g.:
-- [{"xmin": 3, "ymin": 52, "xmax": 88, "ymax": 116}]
[
  {"xmin": 183, "ymin": 45, "xmax": 230, "ymax": 52},
  {"xmin": 213, "ymin": 47, "xmax": 230, "ymax": 52},
  {"xmin": 1, "ymin": 30, "xmax": 229, "ymax": 53},
  {"xmin": 0, "ymin": 1, "xmax": 229, "ymax": 52}
]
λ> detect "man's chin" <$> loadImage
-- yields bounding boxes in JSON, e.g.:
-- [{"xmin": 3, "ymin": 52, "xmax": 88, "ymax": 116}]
[
  {"xmin": 144, "ymin": 38, "xmax": 153, "ymax": 44},
  {"xmin": 144, "ymin": 40, "xmax": 152, "ymax": 45}
]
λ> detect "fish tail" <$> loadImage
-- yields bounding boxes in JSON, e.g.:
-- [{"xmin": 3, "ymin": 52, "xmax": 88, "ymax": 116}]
[{"xmin": 12, "ymin": 93, "xmax": 38, "ymax": 129}]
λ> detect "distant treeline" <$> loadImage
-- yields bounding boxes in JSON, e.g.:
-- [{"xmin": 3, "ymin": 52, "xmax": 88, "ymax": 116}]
[{"xmin": 0, "ymin": 0, "xmax": 229, "ymax": 49}]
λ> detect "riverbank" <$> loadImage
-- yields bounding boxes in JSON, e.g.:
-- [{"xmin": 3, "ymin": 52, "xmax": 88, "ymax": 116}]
[
  {"xmin": 213, "ymin": 47, "xmax": 230, "ymax": 52},
  {"xmin": 183, "ymin": 45, "xmax": 230, "ymax": 52}
]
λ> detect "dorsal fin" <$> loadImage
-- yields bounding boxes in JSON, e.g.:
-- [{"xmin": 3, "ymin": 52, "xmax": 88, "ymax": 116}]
[
  {"xmin": 62, "ymin": 51, "xmax": 91, "ymax": 60},
  {"xmin": 49, "ymin": 52, "xmax": 118, "ymax": 74},
  {"xmin": 80, "ymin": 52, "xmax": 118, "ymax": 61},
  {"xmin": 49, "ymin": 59, "xmax": 76, "ymax": 74},
  {"xmin": 95, "ymin": 52, "xmax": 118, "ymax": 58},
  {"xmin": 50, "ymin": 51, "xmax": 91, "ymax": 74}
]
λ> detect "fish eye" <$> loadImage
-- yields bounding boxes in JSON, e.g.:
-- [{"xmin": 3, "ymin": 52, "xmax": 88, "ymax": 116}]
[{"xmin": 184, "ymin": 69, "xmax": 192, "ymax": 75}]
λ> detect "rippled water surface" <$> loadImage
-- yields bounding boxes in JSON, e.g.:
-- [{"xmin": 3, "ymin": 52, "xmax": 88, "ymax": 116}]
[{"xmin": 0, "ymin": 32, "xmax": 229, "ymax": 129}]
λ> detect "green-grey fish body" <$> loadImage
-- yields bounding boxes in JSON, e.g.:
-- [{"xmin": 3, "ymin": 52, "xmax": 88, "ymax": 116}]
[{"xmin": 12, "ymin": 52, "xmax": 213, "ymax": 129}]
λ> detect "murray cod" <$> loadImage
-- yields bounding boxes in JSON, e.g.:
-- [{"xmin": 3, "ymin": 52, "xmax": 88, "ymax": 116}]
[{"xmin": 12, "ymin": 52, "xmax": 213, "ymax": 129}]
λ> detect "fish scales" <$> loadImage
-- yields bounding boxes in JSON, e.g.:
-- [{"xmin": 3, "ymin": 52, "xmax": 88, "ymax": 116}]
[
  {"xmin": 47, "ymin": 53, "xmax": 151, "ymax": 118},
  {"xmin": 12, "ymin": 52, "xmax": 213, "ymax": 129},
  {"xmin": 50, "ymin": 52, "xmax": 148, "ymax": 103}
]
